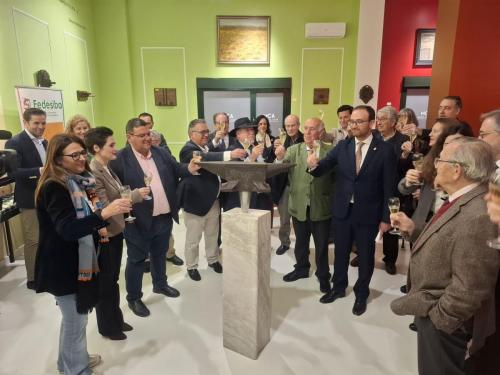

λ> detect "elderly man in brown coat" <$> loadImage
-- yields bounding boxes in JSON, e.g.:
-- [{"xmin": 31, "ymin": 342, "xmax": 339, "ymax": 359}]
[{"xmin": 390, "ymin": 137, "xmax": 500, "ymax": 375}]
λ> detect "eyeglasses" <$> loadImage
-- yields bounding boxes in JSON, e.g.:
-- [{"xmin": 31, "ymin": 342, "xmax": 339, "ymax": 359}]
[
  {"xmin": 192, "ymin": 130, "xmax": 210, "ymax": 135},
  {"xmin": 434, "ymin": 158, "xmax": 466, "ymax": 168},
  {"xmin": 376, "ymin": 117, "xmax": 389, "ymax": 122},
  {"xmin": 347, "ymin": 120, "xmax": 369, "ymax": 126},
  {"xmin": 129, "ymin": 132, "xmax": 151, "ymax": 138},
  {"xmin": 63, "ymin": 149, "xmax": 88, "ymax": 161}
]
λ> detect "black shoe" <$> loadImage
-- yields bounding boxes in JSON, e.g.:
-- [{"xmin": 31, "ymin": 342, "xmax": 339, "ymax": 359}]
[
  {"xmin": 209, "ymin": 261, "xmax": 223, "ymax": 274},
  {"xmin": 400, "ymin": 285, "xmax": 408, "ymax": 294},
  {"xmin": 122, "ymin": 322, "xmax": 133, "ymax": 332},
  {"xmin": 352, "ymin": 299, "xmax": 367, "ymax": 316},
  {"xmin": 166, "ymin": 255, "xmax": 184, "ymax": 266},
  {"xmin": 143, "ymin": 260, "xmax": 151, "ymax": 273},
  {"xmin": 385, "ymin": 263, "xmax": 397, "ymax": 275},
  {"xmin": 283, "ymin": 269, "xmax": 309, "ymax": 282},
  {"xmin": 128, "ymin": 300, "xmax": 150, "ymax": 317},
  {"xmin": 104, "ymin": 332, "xmax": 127, "ymax": 340},
  {"xmin": 276, "ymin": 245, "xmax": 290, "ymax": 255},
  {"xmin": 319, "ymin": 279, "xmax": 332, "ymax": 293},
  {"xmin": 350, "ymin": 256, "xmax": 359, "ymax": 267},
  {"xmin": 187, "ymin": 269, "xmax": 201, "ymax": 281},
  {"xmin": 409, "ymin": 323, "xmax": 418, "ymax": 332},
  {"xmin": 319, "ymin": 290, "xmax": 345, "ymax": 304},
  {"xmin": 26, "ymin": 281, "xmax": 36, "ymax": 290},
  {"xmin": 153, "ymin": 284, "xmax": 180, "ymax": 298}
]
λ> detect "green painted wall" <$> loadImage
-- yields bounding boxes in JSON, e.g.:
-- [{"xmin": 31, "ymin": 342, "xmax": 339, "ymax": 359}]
[
  {"xmin": 0, "ymin": 0, "xmax": 100, "ymax": 135},
  {"xmin": 92, "ymin": 0, "xmax": 360, "ymax": 156}
]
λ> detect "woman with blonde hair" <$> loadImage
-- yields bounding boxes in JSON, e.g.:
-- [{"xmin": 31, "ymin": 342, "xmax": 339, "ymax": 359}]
[{"xmin": 66, "ymin": 115, "xmax": 92, "ymax": 140}]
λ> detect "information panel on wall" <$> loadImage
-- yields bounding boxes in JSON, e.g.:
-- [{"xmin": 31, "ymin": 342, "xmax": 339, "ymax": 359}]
[{"xmin": 15, "ymin": 86, "xmax": 65, "ymax": 140}]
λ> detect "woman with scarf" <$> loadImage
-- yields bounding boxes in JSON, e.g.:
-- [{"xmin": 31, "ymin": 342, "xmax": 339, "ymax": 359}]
[{"xmin": 34, "ymin": 134, "xmax": 131, "ymax": 375}]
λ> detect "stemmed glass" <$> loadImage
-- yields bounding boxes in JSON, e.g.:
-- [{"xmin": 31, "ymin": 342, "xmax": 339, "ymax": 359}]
[
  {"xmin": 279, "ymin": 129, "xmax": 287, "ymax": 145},
  {"xmin": 487, "ymin": 173, "xmax": 500, "ymax": 249},
  {"xmin": 119, "ymin": 185, "xmax": 135, "ymax": 223},
  {"xmin": 313, "ymin": 139, "xmax": 321, "ymax": 158},
  {"xmin": 143, "ymin": 172, "xmax": 153, "ymax": 200},
  {"xmin": 388, "ymin": 197, "xmax": 401, "ymax": 235},
  {"xmin": 242, "ymin": 138, "xmax": 251, "ymax": 155},
  {"xmin": 411, "ymin": 153, "xmax": 425, "ymax": 186}
]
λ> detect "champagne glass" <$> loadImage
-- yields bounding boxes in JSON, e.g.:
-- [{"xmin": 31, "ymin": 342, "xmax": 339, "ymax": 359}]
[
  {"xmin": 279, "ymin": 128, "xmax": 287, "ymax": 145},
  {"xmin": 487, "ymin": 173, "xmax": 500, "ymax": 249},
  {"xmin": 388, "ymin": 197, "xmax": 401, "ymax": 235},
  {"xmin": 313, "ymin": 139, "xmax": 321, "ymax": 158},
  {"xmin": 411, "ymin": 153, "xmax": 425, "ymax": 186},
  {"xmin": 143, "ymin": 172, "xmax": 153, "ymax": 200},
  {"xmin": 192, "ymin": 150, "xmax": 202, "ymax": 175},
  {"xmin": 119, "ymin": 185, "xmax": 135, "ymax": 223},
  {"xmin": 242, "ymin": 138, "xmax": 251, "ymax": 155}
]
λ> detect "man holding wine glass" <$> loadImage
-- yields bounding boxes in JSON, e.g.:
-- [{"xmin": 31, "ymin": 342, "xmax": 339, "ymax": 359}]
[
  {"xmin": 109, "ymin": 118, "xmax": 201, "ymax": 318},
  {"xmin": 390, "ymin": 138, "xmax": 499, "ymax": 375},
  {"xmin": 208, "ymin": 112, "xmax": 236, "ymax": 151}
]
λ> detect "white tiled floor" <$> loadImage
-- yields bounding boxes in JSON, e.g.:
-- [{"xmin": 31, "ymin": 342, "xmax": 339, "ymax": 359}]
[{"xmin": 0, "ymin": 213, "xmax": 417, "ymax": 375}]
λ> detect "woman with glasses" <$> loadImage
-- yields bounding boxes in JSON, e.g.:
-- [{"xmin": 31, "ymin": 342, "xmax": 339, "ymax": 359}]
[
  {"xmin": 85, "ymin": 127, "xmax": 149, "ymax": 341},
  {"xmin": 34, "ymin": 134, "xmax": 131, "ymax": 374}
]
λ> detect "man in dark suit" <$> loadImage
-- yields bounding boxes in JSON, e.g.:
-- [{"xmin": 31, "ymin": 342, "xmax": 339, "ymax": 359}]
[
  {"xmin": 391, "ymin": 138, "xmax": 498, "ymax": 375},
  {"xmin": 110, "ymin": 118, "xmax": 199, "ymax": 317},
  {"xmin": 208, "ymin": 112, "xmax": 236, "ymax": 151},
  {"xmin": 307, "ymin": 105, "xmax": 396, "ymax": 315},
  {"xmin": 178, "ymin": 119, "xmax": 245, "ymax": 281},
  {"xmin": 376, "ymin": 105, "xmax": 411, "ymax": 275},
  {"xmin": 5, "ymin": 108, "xmax": 47, "ymax": 289}
]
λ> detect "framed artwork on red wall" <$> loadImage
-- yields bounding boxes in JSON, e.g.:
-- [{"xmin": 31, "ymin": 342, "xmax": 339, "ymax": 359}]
[{"xmin": 414, "ymin": 29, "xmax": 436, "ymax": 66}]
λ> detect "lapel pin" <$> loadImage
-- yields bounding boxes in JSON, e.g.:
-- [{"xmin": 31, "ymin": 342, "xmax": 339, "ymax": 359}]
[{"xmin": 373, "ymin": 147, "xmax": 377, "ymax": 150}]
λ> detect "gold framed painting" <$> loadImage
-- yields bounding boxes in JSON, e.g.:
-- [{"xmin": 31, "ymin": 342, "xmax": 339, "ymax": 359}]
[{"xmin": 217, "ymin": 16, "xmax": 270, "ymax": 65}]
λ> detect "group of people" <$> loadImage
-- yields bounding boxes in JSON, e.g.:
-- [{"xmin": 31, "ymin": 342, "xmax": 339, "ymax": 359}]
[{"xmin": 4, "ymin": 95, "xmax": 499, "ymax": 374}]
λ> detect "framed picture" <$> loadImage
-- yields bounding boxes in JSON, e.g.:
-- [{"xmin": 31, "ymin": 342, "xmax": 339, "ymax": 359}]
[
  {"xmin": 414, "ymin": 28, "xmax": 436, "ymax": 66},
  {"xmin": 217, "ymin": 16, "xmax": 270, "ymax": 65},
  {"xmin": 313, "ymin": 88, "xmax": 330, "ymax": 104}
]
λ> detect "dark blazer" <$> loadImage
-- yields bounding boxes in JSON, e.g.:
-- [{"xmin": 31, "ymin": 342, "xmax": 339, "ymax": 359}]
[
  {"xmin": 35, "ymin": 180, "xmax": 106, "ymax": 296},
  {"xmin": 177, "ymin": 141, "xmax": 223, "ymax": 216},
  {"xmin": 208, "ymin": 132, "xmax": 237, "ymax": 151},
  {"xmin": 109, "ymin": 145, "xmax": 190, "ymax": 228},
  {"xmin": 5, "ymin": 130, "xmax": 47, "ymax": 208},
  {"xmin": 311, "ymin": 136, "xmax": 396, "ymax": 224}
]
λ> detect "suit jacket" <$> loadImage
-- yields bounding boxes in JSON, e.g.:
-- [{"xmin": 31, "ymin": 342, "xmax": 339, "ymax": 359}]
[
  {"xmin": 177, "ymin": 140, "xmax": 223, "ymax": 216},
  {"xmin": 109, "ymin": 145, "xmax": 190, "ymax": 230},
  {"xmin": 5, "ymin": 131, "xmax": 47, "ymax": 208},
  {"xmin": 284, "ymin": 142, "xmax": 335, "ymax": 221},
  {"xmin": 89, "ymin": 158, "xmax": 142, "ymax": 237},
  {"xmin": 399, "ymin": 179, "xmax": 436, "ymax": 235},
  {"xmin": 391, "ymin": 185, "xmax": 499, "ymax": 336},
  {"xmin": 208, "ymin": 132, "xmax": 237, "ymax": 151},
  {"xmin": 311, "ymin": 136, "xmax": 396, "ymax": 224}
]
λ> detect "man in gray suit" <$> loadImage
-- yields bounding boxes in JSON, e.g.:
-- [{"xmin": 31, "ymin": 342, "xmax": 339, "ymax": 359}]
[{"xmin": 390, "ymin": 138, "xmax": 499, "ymax": 375}]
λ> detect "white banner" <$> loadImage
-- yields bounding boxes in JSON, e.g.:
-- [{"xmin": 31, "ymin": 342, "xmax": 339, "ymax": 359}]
[{"xmin": 15, "ymin": 86, "xmax": 64, "ymax": 140}]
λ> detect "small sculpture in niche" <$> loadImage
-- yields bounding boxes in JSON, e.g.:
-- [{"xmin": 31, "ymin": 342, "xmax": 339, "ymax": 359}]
[
  {"xmin": 35, "ymin": 70, "xmax": 56, "ymax": 87},
  {"xmin": 359, "ymin": 85, "xmax": 374, "ymax": 104}
]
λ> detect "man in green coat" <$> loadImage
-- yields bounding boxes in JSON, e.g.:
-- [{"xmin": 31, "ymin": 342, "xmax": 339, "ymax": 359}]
[{"xmin": 275, "ymin": 117, "xmax": 335, "ymax": 293}]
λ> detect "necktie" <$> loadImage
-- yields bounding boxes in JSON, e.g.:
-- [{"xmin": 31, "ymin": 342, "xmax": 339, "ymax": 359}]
[
  {"xmin": 355, "ymin": 141, "xmax": 364, "ymax": 174},
  {"xmin": 429, "ymin": 198, "xmax": 454, "ymax": 226},
  {"xmin": 220, "ymin": 139, "xmax": 226, "ymax": 150}
]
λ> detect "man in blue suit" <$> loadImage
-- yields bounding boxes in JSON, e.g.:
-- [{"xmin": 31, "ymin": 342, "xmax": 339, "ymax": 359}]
[
  {"xmin": 5, "ymin": 108, "xmax": 47, "ymax": 289},
  {"xmin": 110, "ymin": 118, "xmax": 200, "ymax": 317},
  {"xmin": 307, "ymin": 105, "xmax": 396, "ymax": 315}
]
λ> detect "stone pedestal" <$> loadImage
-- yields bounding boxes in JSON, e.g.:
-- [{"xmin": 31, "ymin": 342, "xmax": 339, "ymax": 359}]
[{"xmin": 222, "ymin": 208, "xmax": 271, "ymax": 360}]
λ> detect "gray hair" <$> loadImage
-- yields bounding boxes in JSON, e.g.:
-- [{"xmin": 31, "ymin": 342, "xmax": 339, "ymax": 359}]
[
  {"xmin": 284, "ymin": 114, "xmax": 300, "ymax": 126},
  {"xmin": 150, "ymin": 129, "xmax": 161, "ymax": 140},
  {"xmin": 480, "ymin": 109, "xmax": 500, "ymax": 132},
  {"xmin": 188, "ymin": 118, "xmax": 206, "ymax": 132},
  {"xmin": 377, "ymin": 106, "xmax": 398, "ymax": 125},
  {"xmin": 447, "ymin": 137, "xmax": 496, "ymax": 183}
]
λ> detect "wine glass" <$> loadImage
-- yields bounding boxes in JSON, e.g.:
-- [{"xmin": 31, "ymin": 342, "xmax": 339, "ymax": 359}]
[
  {"xmin": 487, "ymin": 173, "xmax": 500, "ymax": 249},
  {"xmin": 143, "ymin": 172, "xmax": 153, "ymax": 200},
  {"xmin": 119, "ymin": 185, "xmax": 135, "ymax": 223},
  {"xmin": 388, "ymin": 197, "xmax": 401, "ymax": 235},
  {"xmin": 279, "ymin": 128, "xmax": 287, "ymax": 145},
  {"xmin": 313, "ymin": 139, "xmax": 321, "ymax": 158},
  {"xmin": 411, "ymin": 153, "xmax": 425, "ymax": 186},
  {"xmin": 242, "ymin": 138, "xmax": 251, "ymax": 155},
  {"xmin": 192, "ymin": 151, "xmax": 202, "ymax": 175}
]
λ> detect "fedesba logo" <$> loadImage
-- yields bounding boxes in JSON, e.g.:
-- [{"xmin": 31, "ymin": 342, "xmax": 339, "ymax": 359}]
[{"xmin": 31, "ymin": 99, "xmax": 63, "ymax": 110}]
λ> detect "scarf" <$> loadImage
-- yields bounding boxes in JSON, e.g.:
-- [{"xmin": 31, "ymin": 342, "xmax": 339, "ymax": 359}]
[
  {"xmin": 66, "ymin": 172, "xmax": 100, "ymax": 313},
  {"xmin": 256, "ymin": 132, "xmax": 272, "ymax": 148}
]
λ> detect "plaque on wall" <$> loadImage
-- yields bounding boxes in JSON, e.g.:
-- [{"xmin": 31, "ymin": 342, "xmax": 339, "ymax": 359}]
[
  {"xmin": 313, "ymin": 88, "xmax": 329, "ymax": 104},
  {"xmin": 154, "ymin": 88, "xmax": 177, "ymax": 106}
]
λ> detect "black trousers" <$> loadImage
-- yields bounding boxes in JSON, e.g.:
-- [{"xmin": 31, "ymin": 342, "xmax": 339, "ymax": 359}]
[
  {"xmin": 96, "ymin": 233, "xmax": 125, "ymax": 336},
  {"xmin": 382, "ymin": 231, "xmax": 399, "ymax": 264},
  {"xmin": 415, "ymin": 317, "xmax": 470, "ymax": 375},
  {"xmin": 291, "ymin": 208, "xmax": 331, "ymax": 281}
]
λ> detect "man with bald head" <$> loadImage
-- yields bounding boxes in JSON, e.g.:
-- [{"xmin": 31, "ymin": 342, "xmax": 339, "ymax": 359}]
[{"xmin": 275, "ymin": 117, "xmax": 335, "ymax": 293}]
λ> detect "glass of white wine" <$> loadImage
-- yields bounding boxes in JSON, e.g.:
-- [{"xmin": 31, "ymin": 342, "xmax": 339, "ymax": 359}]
[
  {"xmin": 388, "ymin": 197, "xmax": 401, "ymax": 235},
  {"xmin": 192, "ymin": 151, "xmax": 202, "ymax": 175},
  {"xmin": 279, "ymin": 128, "xmax": 287, "ymax": 145},
  {"xmin": 119, "ymin": 185, "xmax": 135, "ymax": 223},
  {"xmin": 487, "ymin": 173, "xmax": 500, "ymax": 249},
  {"xmin": 313, "ymin": 140, "xmax": 321, "ymax": 158},
  {"xmin": 411, "ymin": 153, "xmax": 425, "ymax": 186},
  {"xmin": 143, "ymin": 172, "xmax": 153, "ymax": 200},
  {"xmin": 242, "ymin": 138, "xmax": 251, "ymax": 155}
]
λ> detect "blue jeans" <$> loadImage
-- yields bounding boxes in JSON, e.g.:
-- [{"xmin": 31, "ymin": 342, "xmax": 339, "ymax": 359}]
[
  {"xmin": 55, "ymin": 294, "xmax": 92, "ymax": 375},
  {"xmin": 124, "ymin": 214, "xmax": 173, "ymax": 301}
]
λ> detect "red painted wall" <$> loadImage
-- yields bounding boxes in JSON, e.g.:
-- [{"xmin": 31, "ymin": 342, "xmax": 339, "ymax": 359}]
[
  {"xmin": 448, "ymin": 0, "xmax": 500, "ymax": 132},
  {"xmin": 377, "ymin": 0, "xmax": 438, "ymax": 110}
]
